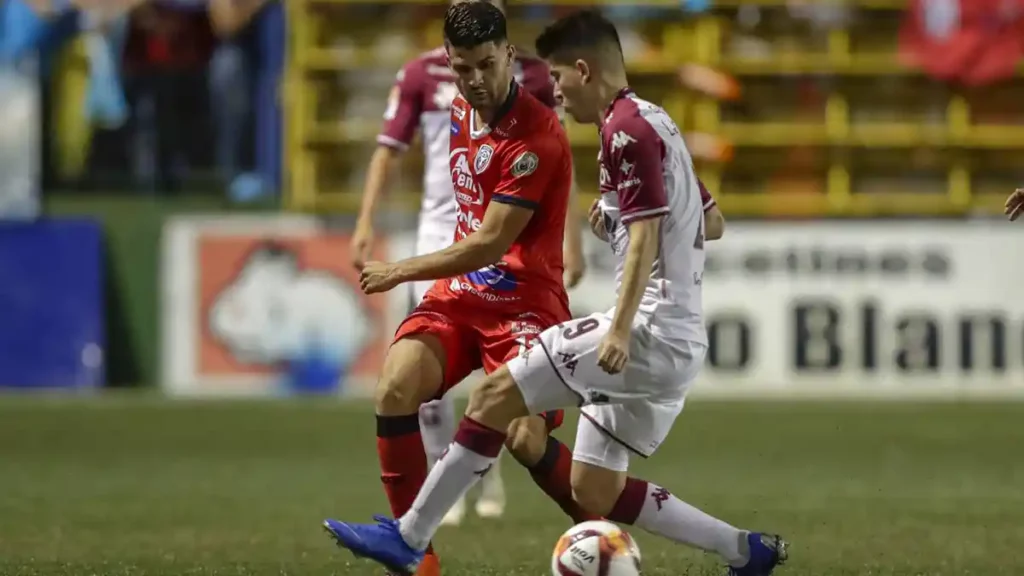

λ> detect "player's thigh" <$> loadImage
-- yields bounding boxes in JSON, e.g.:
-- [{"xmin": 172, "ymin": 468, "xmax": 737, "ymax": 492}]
[
  {"xmin": 380, "ymin": 307, "xmax": 479, "ymax": 413},
  {"xmin": 502, "ymin": 318, "xmax": 591, "ymax": 415},
  {"xmin": 578, "ymin": 397, "xmax": 685, "ymax": 460},
  {"xmin": 512, "ymin": 314, "xmax": 625, "ymax": 411}
]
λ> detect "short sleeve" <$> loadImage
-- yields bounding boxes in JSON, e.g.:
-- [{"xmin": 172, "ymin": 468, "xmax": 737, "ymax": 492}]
[
  {"xmin": 610, "ymin": 117, "xmax": 669, "ymax": 225},
  {"xmin": 492, "ymin": 137, "xmax": 562, "ymax": 210},
  {"xmin": 698, "ymin": 177, "xmax": 717, "ymax": 212},
  {"xmin": 377, "ymin": 61, "xmax": 424, "ymax": 150}
]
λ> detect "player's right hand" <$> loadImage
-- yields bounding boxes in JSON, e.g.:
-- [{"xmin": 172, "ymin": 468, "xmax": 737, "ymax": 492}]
[
  {"xmin": 588, "ymin": 199, "xmax": 609, "ymax": 242},
  {"xmin": 1006, "ymin": 188, "xmax": 1024, "ymax": 221},
  {"xmin": 350, "ymin": 220, "xmax": 374, "ymax": 270}
]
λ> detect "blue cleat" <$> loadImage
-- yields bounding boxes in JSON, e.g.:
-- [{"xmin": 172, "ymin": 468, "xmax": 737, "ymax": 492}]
[
  {"xmin": 728, "ymin": 532, "xmax": 789, "ymax": 576},
  {"xmin": 322, "ymin": 515, "xmax": 425, "ymax": 575}
]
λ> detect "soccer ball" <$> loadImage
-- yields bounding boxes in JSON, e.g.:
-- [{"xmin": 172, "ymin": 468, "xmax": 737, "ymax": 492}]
[{"xmin": 551, "ymin": 520, "xmax": 642, "ymax": 576}]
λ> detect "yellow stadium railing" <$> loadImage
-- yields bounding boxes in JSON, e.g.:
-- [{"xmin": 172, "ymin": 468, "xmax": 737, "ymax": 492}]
[{"xmin": 285, "ymin": 0, "xmax": 1023, "ymax": 217}]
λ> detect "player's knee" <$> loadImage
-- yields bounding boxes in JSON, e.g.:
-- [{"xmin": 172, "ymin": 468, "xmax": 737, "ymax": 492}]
[
  {"xmin": 570, "ymin": 463, "xmax": 626, "ymax": 517},
  {"xmin": 374, "ymin": 337, "xmax": 444, "ymax": 415},
  {"xmin": 504, "ymin": 416, "xmax": 548, "ymax": 467},
  {"xmin": 465, "ymin": 367, "xmax": 529, "ymax": 428}
]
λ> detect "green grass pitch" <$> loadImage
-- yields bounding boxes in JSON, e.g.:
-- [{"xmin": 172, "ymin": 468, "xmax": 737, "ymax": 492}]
[{"xmin": 1, "ymin": 396, "xmax": 1022, "ymax": 575}]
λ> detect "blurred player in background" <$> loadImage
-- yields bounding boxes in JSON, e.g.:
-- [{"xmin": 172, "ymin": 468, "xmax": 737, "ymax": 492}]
[
  {"xmin": 1005, "ymin": 187, "xmax": 1024, "ymax": 221},
  {"xmin": 329, "ymin": 3, "xmax": 597, "ymax": 574},
  {"xmin": 321, "ymin": 11, "xmax": 788, "ymax": 576},
  {"xmin": 349, "ymin": 0, "xmax": 586, "ymax": 529}
]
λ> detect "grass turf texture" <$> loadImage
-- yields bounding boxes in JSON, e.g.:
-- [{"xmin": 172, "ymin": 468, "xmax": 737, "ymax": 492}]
[{"xmin": 1, "ymin": 397, "xmax": 1022, "ymax": 576}]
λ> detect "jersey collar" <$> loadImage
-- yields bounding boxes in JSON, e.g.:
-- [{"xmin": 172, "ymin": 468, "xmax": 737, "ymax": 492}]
[
  {"xmin": 470, "ymin": 81, "xmax": 519, "ymax": 139},
  {"xmin": 602, "ymin": 86, "xmax": 634, "ymax": 126}
]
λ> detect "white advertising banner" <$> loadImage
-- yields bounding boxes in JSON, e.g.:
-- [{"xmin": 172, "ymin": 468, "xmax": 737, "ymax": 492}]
[
  {"xmin": 569, "ymin": 221, "xmax": 1024, "ymax": 399},
  {"xmin": 163, "ymin": 217, "xmax": 1024, "ymax": 399}
]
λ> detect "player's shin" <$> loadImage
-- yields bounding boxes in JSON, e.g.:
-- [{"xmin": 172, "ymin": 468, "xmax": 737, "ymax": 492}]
[
  {"xmin": 524, "ymin": 435, "xmax": 601, "ymax": 524},
  {"xmin": 606, "ymin": 477, "xmax": 749, "ymax": 568},
  {"xmin": 398, "ymin": 416, "xmax": 505, "ymax": 550},
  {"xmin": 377, "ymin": 413, "xmax": 429, "ymax": 520}
]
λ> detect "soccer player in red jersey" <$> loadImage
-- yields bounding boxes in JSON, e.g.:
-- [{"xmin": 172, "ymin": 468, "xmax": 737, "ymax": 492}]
[
  {"xmin": 350, "ymin": 0, "xmax": 586, "ymax": 528},
  {"xmin": 325, "ymin": 3, "xmax": 596, "ymax": 574}
]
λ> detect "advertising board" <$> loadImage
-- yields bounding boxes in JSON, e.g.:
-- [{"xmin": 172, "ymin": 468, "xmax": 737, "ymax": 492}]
[
  {"xmin": 571, "ymin": 220, "xmax": 1024, "ymax": 398},
  {"xmin": 161, "ymin": 215, "xmax": 395, "ymax": 397}
]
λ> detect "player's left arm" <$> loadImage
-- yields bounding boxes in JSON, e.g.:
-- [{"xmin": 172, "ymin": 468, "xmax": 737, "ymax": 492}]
[
  {"xmin": 699, "ymin": 178, "xmax": 725, "ymax": 240},
  {"xmin": 599, "ymin": 121, "xmax": 668, "ymax": 373},
  {"xmin": 389, "ymin": 202, "xmax": 534, "ymax": 283},
  {"xmin": 389, "ymin": 140, "xmax": 555, "ymax": 284}
]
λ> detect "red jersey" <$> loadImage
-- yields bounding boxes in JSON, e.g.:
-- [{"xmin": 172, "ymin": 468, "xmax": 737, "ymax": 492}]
[{"xmin": 428, "ymin": 82, "xmax": 572, "ymax": 319}]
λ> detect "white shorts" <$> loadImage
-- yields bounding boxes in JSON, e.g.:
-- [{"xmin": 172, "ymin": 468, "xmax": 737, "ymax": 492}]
[
  {"xmin": 506, "ymin": 313, "xmax": 707, "ymax": 464},
  {"xmin": 410, "ymin": 229, "xmax": 452, "ymax": 306}
]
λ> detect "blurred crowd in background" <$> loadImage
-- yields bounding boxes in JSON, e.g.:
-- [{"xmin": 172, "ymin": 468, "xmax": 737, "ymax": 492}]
[
  {"xmin": 0, "ymin": 0, "xmax": 284, "ymax": 200},
  {"xmin": 2, "ymin": 0, "xmax": 1023, "ymax": 208}
]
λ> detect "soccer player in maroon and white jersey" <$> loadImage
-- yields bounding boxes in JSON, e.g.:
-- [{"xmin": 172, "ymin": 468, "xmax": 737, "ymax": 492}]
[
  {"xmin": 321, "ymin": 11, "xmax": 788, "ymax": 576},
  {"xmin": 348, "ymin": 0, "xmax": 586, "ymax": 529}
]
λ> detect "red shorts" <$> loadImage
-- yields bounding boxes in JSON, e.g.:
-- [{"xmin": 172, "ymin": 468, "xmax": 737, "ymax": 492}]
[{"xmin": 394, "ymin": 296, "xmax": 566, "ymax": 431}]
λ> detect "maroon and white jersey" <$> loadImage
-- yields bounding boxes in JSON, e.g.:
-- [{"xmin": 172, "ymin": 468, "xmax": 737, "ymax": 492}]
[
  {"xmin": 597, "ymin": 88, "xmax": 709, "ymax": 346},
  {"xmin": 378, "ymin": 47, "xmax": 558, "ymax": 236}
]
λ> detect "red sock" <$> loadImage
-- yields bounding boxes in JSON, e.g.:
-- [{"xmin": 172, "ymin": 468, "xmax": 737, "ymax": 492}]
[
  {"xmin": 376, "ymin": 414, "xmax": 434, "ymax": 554},
  {"xmin": 528, "ymin": 436, "xmax": 602, "ymax": 524}
]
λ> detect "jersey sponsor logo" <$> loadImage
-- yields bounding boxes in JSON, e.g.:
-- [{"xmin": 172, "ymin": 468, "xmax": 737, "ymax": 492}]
[
  {"xmin": 618, "ymin": 178, "xmax": 642, "ymax": 191},
  {"xmin": 599, "ymin": 164, "xmax": 611, "ymax": 188},
  {"xmin": 510, "ymin": 151, "xmax": 539, "ymax": 178},
  {"xmin": 452, "ymin": 104, "xmax": 466, "ymax": 121},
  {"xmin": 456, "ymin": 207, "xmax": 483, "ymax": 239},
  {"xmin": 433, "ymin": 82, "xmax": 459, "ymax": 110},
  {"xmin": 450, "ymin": 120, "xmax": 460, "ymax": 135},
  {"xmin": 474, "ymin": 144, "xmax": 495, "ymax": 174},
  {"xmin": 426, "ymin": 64, "xmax": 455, "ymax": 77},
  {"xmin": 610, "ymin": 130, "xmax": 637, "ymax": 151},
  {"xmin": 494, "ymin": 118, "xmax": 517, "ymax": 138},
  {"xmin": 451, "ymin": 149, "xmax": 484, "ymax": 206},
  {"xmin": 466, "ymin": 262, "xmax": 519, "ymax": 292}
]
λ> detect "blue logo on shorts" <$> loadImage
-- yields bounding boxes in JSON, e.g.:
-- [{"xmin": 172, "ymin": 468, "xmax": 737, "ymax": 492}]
[
  {"xmin": 466, "ymin": 264, "xmax": 518, "ymax": 291},
  {"xmin": 451, "ymin": 121, "xmax": 461, "ymax": 135}
]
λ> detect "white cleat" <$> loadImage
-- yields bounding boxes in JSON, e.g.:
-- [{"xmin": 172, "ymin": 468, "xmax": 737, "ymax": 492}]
[{"xmin": 440, "ymin": 495, "xmax": 467, "ymax": 527}]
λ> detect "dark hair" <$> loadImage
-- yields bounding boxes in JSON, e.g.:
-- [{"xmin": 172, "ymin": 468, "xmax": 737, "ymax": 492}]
[
  {"xmin": 535, "ymin": 10, "xmax": 622, "ymax": 62},
  {"xmin": 444, "ymin": 2, "xmax": 507, "ymax": 50}
]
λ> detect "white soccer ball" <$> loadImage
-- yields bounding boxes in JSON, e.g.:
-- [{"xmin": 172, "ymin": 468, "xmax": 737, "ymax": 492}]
[{"xmin": 551, "ymin": 520, "xmax": 642, "ymax": 576}]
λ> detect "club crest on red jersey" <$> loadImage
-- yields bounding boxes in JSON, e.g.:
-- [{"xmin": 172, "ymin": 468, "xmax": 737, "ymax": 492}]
[{"xmin": 474, "ymin": 145, "xmax": 495, "ymax": 174}]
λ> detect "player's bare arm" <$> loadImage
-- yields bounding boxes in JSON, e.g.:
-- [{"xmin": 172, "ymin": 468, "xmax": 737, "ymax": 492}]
[
  {"xmin": 598, "ymin": 216, "xmax": 660, "ymax": 374},
  {"xmin": 563, "ymin": 166, "xmax": 586, "ymax": 287},
  {"xmin": 705, "ymin": 205, "xmax": 725, "ymax": 239},
  {"xmin": 352, "ymin": 146, "xmax": 403, "ymax": 268},
  {"xmin": 359, "ymin": 201, "xmax": 533, "ymax": 294},
  {"xmin": 1006, "ymin": 188, "xmax": 1024, "ymax": 221}
]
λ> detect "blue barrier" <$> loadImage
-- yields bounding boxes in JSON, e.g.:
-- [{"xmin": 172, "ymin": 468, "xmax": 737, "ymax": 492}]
[{"xmin": 0, "ymin": 219, "xmax": 105, "ymax": 388}]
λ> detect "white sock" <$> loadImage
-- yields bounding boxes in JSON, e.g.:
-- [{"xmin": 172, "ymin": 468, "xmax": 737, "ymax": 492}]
[
  {"xmin": 618, "ymin": 479, "xmax": 748, "ymax": 567},
  {"xmin": 399, "ymin": 418, "xmax": 505, "ymax": 550},
  {"xmin": 419, "ymin": 398, "xmax": 456, "ymax": 468}
]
